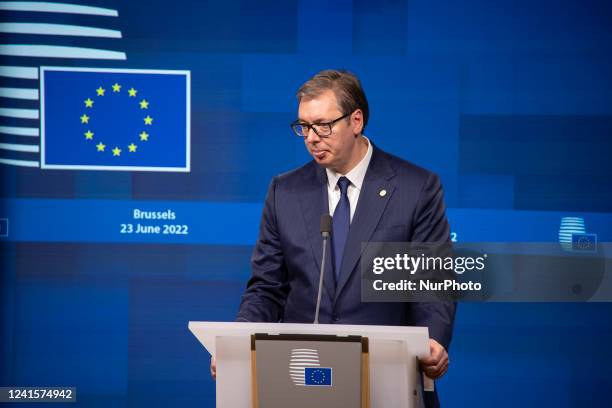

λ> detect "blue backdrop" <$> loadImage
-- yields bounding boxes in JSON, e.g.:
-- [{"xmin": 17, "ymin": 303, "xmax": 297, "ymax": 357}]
[{"xmin": 1, "ymin": 0, "xmax": 612, "ymax": 406}]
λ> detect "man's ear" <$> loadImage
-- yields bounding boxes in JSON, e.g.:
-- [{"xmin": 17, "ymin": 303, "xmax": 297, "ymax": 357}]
[{"xmin": 351, "ymin": 109, "xmax": 364, "ymax": 135}]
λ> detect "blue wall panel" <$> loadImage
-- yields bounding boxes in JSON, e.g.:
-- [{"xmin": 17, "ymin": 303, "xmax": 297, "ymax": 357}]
[{"xmin": 1, "ymin": 0, "xmax": 612, "ymax": 406}]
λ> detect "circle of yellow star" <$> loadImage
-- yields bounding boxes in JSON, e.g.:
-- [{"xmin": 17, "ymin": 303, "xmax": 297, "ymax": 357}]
[
  {"xmin": 96, "ymin": 142, "xmax": 106, "ymax": 152},
  {"xmin": 84, "ymin": 98, "xmax": 94, "ymax": 108},
  {"xmin": 128, "ymin": 87, "xmax": 137, "ymax": 97},
  {"xmin": 112, "ymin": 83, "xmax": 121, "ymax": 92},
  {"xmin": 128, "ymin": 143, "xmax": 137, "ymax": 152},
  {"xmin": 139, "ymin": 99, "xmax": 149, "ymax": 109},
  {"xmin": 80, "ymin": 114, "xmax": 90, "ymax": 124},
  {"xmin": 144, "ymin": 115, "xmax": 153, "ymax": 125},
  {"xmin": 96, "ymin": 86, "xmax": 105, "ymax": 96},
  {"xmin": 84, "ymin": 130, "xmax": 94, "ymax": 140},
  {"xmin": 139, "ymin": 131, "xmax": 149, "ymax": 141},
  {"xmin": 112, "ymin": 147, "xmax": 121, "ymax": 156}
]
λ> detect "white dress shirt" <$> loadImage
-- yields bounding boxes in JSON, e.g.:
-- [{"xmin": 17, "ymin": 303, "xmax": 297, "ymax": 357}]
[{"xmin": 326, "ymin": 137, "xmax": 373, "ymax": 223}]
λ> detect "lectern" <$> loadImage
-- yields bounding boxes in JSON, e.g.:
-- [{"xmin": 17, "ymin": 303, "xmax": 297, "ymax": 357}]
[{"xmin": 189, "ymin": 322, "xmax": 431, "ymax": 408}]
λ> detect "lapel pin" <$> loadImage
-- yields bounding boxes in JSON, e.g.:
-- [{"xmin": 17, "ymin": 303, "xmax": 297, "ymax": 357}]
[{"xmin": 379, "ymin": 189, "xmax": 387, "ymax": 197}]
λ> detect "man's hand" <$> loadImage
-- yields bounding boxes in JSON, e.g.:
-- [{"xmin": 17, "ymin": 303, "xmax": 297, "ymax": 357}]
[
  {"xmin": 210, "ymin": 356, "xmax": 217, "ymax": 380},
  {"xmin": 419, "ymin": 338, "xmax": 449, "ymax": 380}
]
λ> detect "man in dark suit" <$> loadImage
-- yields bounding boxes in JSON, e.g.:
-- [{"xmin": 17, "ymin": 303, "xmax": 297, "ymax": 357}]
[{"xmin": 215, "ymin": 70, "xmax": 455, "ymax": 406}]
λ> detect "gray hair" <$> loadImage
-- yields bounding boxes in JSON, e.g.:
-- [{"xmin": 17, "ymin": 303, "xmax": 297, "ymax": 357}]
[{"xmin": 296, "ymin": 69, "xmax": 369, "ymax": 131}]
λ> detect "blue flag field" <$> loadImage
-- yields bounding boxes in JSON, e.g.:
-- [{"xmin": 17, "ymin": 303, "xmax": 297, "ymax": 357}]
[
  {"xmin": 40, "ymin": 67, "xmax": 190, "ymax": 172},
  {"xmin": 304, "ymin": 367, "xmax": 333, "ymax": 386}
]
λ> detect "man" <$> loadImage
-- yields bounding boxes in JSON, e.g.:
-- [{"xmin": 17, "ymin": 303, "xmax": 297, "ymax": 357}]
[{"xmin": 214, "ymin": 70, "xmax": 456, "ymax": 406}]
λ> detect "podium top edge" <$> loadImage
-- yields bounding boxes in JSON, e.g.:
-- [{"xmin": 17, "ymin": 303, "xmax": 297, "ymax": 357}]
[
  {"xmin": 188, "ymin": 321, "xmax": 430, "ymax": 358},
  {"xmin": 187, "ymin": 321, "xmax": 428, "ymax": 337}
]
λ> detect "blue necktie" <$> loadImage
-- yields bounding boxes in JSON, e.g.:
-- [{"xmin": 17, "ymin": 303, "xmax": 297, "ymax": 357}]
[{"xmin": 332, "ymin": 177, "xmax": 351, "ymax": 282}]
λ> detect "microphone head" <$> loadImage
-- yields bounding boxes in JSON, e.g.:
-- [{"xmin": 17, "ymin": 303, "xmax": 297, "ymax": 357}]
[{"xmin": 320, "ymin": 214, "xmax": 332, "ymax": 235}]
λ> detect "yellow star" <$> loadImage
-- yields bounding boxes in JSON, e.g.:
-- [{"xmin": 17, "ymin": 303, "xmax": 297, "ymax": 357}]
[
  {"xmin": 84, "ymin": 98, "xmax": 94, "ymax": 108},
  {"xmin": 96, "ymin": 142, "xmax": 106, "ymax": 152},
  {"xmin": 112, "ymin": 147, "xmax": 121, "ymax": 156},
  {"xmin": 139, "ymin": 131, "xmax": 149, "ymax": 141},
  {"xmin": 144, "ymin": 115, "xmax": 153, "ymax": 125},
  {"xmin": 128, "ymin": 143, "xmax": 137, "ymax": 152},
  {"xmin": 80, "ymin": 114, "xmax": 89, "ymax": 124},
  {"xmin": 139, "ymin": 99, "xmax": 149, "ymax": 109},
  {"xmin": 84, "ymin": 130, "xmax": 94, "ymax": 140},
  {"xmin": 128, "ymin": 87, "xmax": 137, "ymax": 97},
  {"xmin": 112, "ymin": 83, "xmax": 121, "ymax": 92},
  {"xmin": 96, "ymin": 86, "xmax": 105, "ymax": 96}
]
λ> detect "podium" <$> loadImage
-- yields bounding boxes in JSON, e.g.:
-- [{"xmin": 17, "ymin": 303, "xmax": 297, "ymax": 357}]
[{"xmin": 189, "ymin": 321, "xmax": 431, "ymax": 408}]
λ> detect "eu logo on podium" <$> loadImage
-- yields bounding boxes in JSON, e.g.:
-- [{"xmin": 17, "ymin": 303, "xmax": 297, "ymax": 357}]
[
  {"xmin": 304, "ymin": 367, "xmax": 332, "ymax": 387},
  {"xmin": 571, "ymin": 233, "xmax": 597, "ymax": 252}
]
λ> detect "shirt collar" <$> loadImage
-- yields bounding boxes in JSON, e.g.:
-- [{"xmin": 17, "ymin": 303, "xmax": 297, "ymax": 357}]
[{"xmin": 326, "ymin": 136, "xmax": 373, "ymax": 191}]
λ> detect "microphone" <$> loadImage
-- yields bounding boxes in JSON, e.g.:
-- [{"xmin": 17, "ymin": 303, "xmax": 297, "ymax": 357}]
[{"xmin": 314, "ymin": 214, "xmax": 332, "ymax": 324}]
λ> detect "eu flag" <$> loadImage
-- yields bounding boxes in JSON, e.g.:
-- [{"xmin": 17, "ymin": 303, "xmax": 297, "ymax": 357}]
[
  {"xmin": 41, "ymin": 67, "xmax": 190, "ymax": 172},
  {"xmin": 304, "ymin": 367, "xmax": 332, "ymax": 386},
  {"xmin": 571, "ymin": 233, "xmax": 597, "ymax": 252}
]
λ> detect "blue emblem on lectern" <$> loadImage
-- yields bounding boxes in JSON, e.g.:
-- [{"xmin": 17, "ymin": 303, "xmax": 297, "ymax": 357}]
[
  {"xmin": 304, "ymin": 367, "xmax": 333, "ymax": 386},
  {"xmin": 571, "ymin": 233, "xmax": 597, "ymax": 252}
]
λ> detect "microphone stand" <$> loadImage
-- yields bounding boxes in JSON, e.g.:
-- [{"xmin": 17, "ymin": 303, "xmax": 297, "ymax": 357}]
[{"xmin": 314, "ymin": 214, "xmax": 332, "ymax": 324}]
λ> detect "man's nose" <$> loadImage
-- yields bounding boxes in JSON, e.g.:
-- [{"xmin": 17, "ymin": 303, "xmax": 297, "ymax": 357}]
[{"xmin": 304, "ymin": 127, "xmax": 320, "ymax": 143}]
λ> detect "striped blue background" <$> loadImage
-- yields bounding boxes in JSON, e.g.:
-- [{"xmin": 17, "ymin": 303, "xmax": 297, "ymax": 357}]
[{"xmin": 1, "ymin": 0, "xmax": 612, "ymax": 406}]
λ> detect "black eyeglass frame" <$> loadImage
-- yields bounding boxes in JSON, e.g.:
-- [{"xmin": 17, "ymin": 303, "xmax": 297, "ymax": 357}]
[{"xmin": 290, "ymin": 112, "xmax": 352, "ymax": 138}]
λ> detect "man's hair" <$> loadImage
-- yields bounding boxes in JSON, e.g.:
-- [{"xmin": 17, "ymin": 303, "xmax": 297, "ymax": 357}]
[{"xmin": 296, "ymin": 69, "xmax": 369, "ymax": 131}]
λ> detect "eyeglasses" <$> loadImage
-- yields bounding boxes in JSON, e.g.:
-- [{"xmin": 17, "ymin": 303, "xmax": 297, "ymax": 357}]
[{"xmin": 290, "ymin": 112, "xmax": 351, "ymax": 138}]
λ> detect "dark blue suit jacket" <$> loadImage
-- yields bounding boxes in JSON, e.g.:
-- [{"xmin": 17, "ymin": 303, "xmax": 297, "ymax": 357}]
[{"xmin": 237, "ymin": 144, "xmax": 456, "ymax": 350}]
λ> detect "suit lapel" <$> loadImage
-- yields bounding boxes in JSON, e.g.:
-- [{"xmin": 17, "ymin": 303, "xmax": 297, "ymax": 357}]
[
  {"xmin": 334, "ymin": 147, "xmax": 396, "ymax": 300},
  {"xmin": 298, "ymin": 164, "xmax": 336, "ymax": 301}
]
